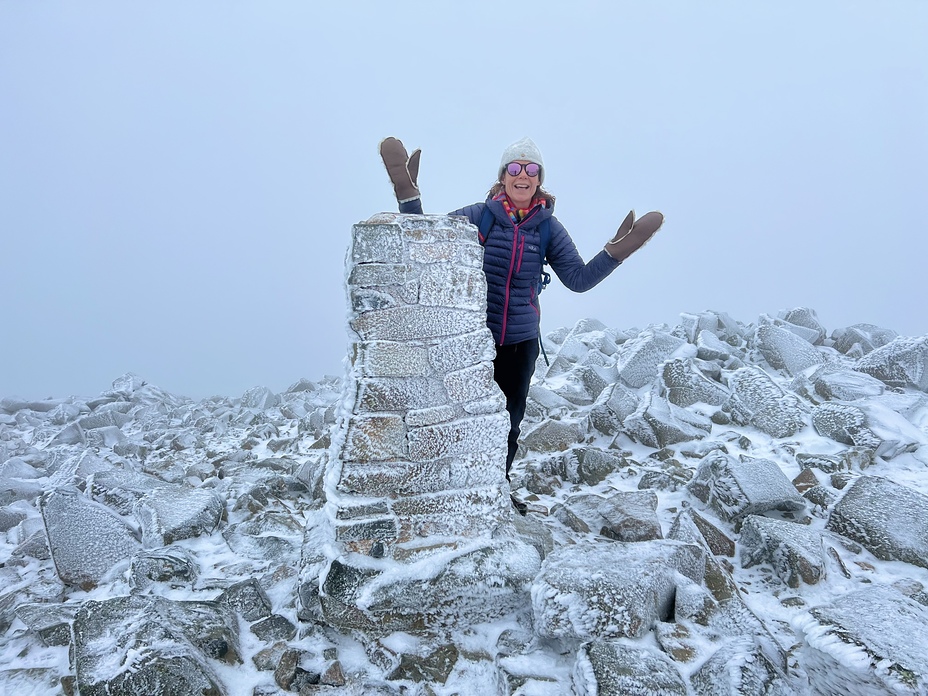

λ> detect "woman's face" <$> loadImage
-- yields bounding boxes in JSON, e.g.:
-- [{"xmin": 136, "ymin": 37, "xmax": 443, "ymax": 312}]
[{"xmin": 502, "ymin": 160, "xmax": 540, "ymax": 209}]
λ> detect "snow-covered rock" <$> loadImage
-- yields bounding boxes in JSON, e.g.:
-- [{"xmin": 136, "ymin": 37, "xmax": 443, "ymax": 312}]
[
  {"xmin": 690, "ymin": 636, "xmax": 793, "ymax": 695},
  {"xmin": 831, "ymin": 323, "xmax": 898, "ymax": 357},
  {"xmin": 573, "ymin": 642, "xmax": 688, "ymax": 695},
  {"xmin": 558, "ymin": 490, "xmax": 662, "ymax": 542},
  {"xmin": 134, "ymin": 485, "xmax": 223, "ymax": 547},
  {"xmin": 756, "ymin": 321, "xmax": 825, "ymax": 376},
  {"xmin": 739, "ymin": 514, "xmax": 826, "ymax": 587},
  {"xmin": 826, "ymin": 475, "xmax": 928, "ymax": 569},
  {"xmin": 660, "ymin": 357, "xmax": 731, "ymax": 407},
  {"xmin": 532, "ymin": 540, "xmax": 705, "ymax": 639},
  {"xmin": 72, "ymin": 595, "xmax": 239, "ymax": 695},
  {"xmin": 795, "ymin": 585, "xmax": 928, "ymax": 695},
  {"xmin": 40, "ymin": 487, "xmax": 140, "ymax": 589},
  {"xmin": 5, "ymin": 284, "xmax": 928, "ymax": 694},
  {"xmin": 687, "ymin": 450, "xmax": 806, "ymax": 523},
  {"xmin": 614, "ymin": 329, "xmax": 687, "ymax": 389},
  {"xmin": 623, "ymin": 389, "xmax": 713, "ymax": 448},
  {"xmin": 726, "ymin": 366, "xmax": 807, "ymax": 437},
  {"xmin": 855, "ymin": 334, "xmax": 928, "ymax": 391}
]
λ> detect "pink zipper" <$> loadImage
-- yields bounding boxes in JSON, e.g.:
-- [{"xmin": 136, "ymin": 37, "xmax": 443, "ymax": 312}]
[
  {"xmin": 500, "ymin": 209, "xmax": 539, "ymax": 344},
  {"xmin": 500, "ymin": 223, "xmax": 519, "ymax": 343}
]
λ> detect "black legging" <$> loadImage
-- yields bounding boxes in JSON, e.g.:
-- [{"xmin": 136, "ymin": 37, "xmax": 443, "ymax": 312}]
[{"xmin": 493, "ymin": 338, "xmax": 540, "ymax": 479}]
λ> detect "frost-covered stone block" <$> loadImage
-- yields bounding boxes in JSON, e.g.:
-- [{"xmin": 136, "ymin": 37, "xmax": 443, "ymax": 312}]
[
  {"xmin": 348, "ymin": 262, "xmax": 409, "ymax": 287},
  {"xmin": 86, "ymin": 425, "xmax": 127, "ymax": 448},
  {"xmin": 355, "ymin": 376, "xmax": 446, "ymax": 412},
  {"xmin": 129, "ymin": 546, "xmax": 199, "ymax": 590},
  {"xmin": 48, "ymin": 421, "xmax": 86, "ymax": 446},
  {"xmin": 527, "ymin": 384, "xmax": 576, "ymax": 418},
  {"xmin": 462, "ymin": 390, "xmax": 507, "ymax": 415},
  {"xmin": 695, "ymin": 328, "xmax": 735, "ymax": 361},
  {"xmin": 589, "ymin": 383, "xmax": 639, "ymax": 435},
  {"xmin": 342, "ymin": 414, "xmax": 407, "ymax": 462},
  {"xmin": 351, "ymin": 306, "xmax": 484, "ymax": 342},
  {"xmin": 796, "ymin": 448, "xmax": 873, "ymax": 474},
  {"xmin": 756, "ymin": 322, "xmax": 825, "ymax": 376},
  {"xmin": 337, "ymin": 459, "xmax": 454, "ymax": 498},
  {"xmin": 405, "ymin": 404, "xmax": 457, "ymax": 428},
  {"xmin": 418, "ymin": 264, "xmax": 486, "ymax": 310},
  {"xmin": 428, "ymin": 329, "xmax": 496, "ymax": 373},
  {"xmin": 623, "ymin": 391, "xmax": 712, "ymax": 448},
  {"xmin": 680, "ymin": 309, "xmax": 746, "ymax": 344},
  {"xmin": 322, "ymin": 538, "xmax": 540, "ymax": 632},
  {"xmin": 408, "ymin": 239, "xmax": 483, "ymax": 267},
  {"xmin": 661, "ymin": 357, "xmax": 731, "ymax": 407},
  {"xmin": 579, "ymin": 363, "xmax": 614, "ymax": 397},
  {"xmin": 552, "ymin": 335, "xmax": 592, "ymax": 367},
  {"xmin": 726, "ymin": 366, "xmax": 806, "ymax": 437},
  {"xmin": 575, "ymin": 447, "xmax": 625, "ymax": 485},
  {"xmin": 219, "ymin": 578, "xmax": 272, "ymax": 622},
  {"xmin": 356, "ymin": 341, "xmax": 430, "ymax": 377},
  {"xmin": 674, "ymin": 581, "xmax": 719, "ymax": 625},
  {"xmin": 832, "ymin": 323, "xmax": 898, "ymax": 357},
  {"xmin": 688, "ymin": 451, "xmax": 805, "ymax": 523},
  {"xmin": 0, "ymin": 506, "xmax": 27, "ymax": 533},
  {"xmin": 562, "ymin": 490, "xmax": 662, "ymax": 542},
  {"xmin": 690, "ymin": 637, "xmax": 792, "ymax": 695},
  {"xmin": 223, "ymin": 512, "xmax": 303, "ymax": 561},
  {"xmin": 855, "ymin": 335, "xmax": 928, "ymax": 391},
  {"xmin": 351, "ymin": 287, "xmax": 399, "ymax": 313},
  {"xmin": 668, "ymin": 506, "xmax": 736, "ymax": 558},
  {"xmin": 242, "ymin": 385, "xmax": 279, "ymax": 410},
  {"xmin": 73, "ymin": 595, "xmax": 239, "ymax": 695},
  {"xmin": 812, "ymin": 402, "xmax": 882, "ymax": 450},
  {"xmin": 0, "ymin": 475, "xmax": 44, "ymax": 506},
  {"xmin": 407, "ymin": 414, "xmax": 508, "ymax": 461},
  {"xmin": 573, "ymin": 643, "xmax": 688, "ymax": 696},
  {"xmin": 507, "ymin": 511, "xmax": 555, "ymax": 561},
  {"xmin": 392, "ymin": 486, "xmax": 509, "ymax": 541},
  {"xmin": 134, "ymin": 486, "xmax": 223, "ymax": 547},
  {"xmin": 351, "ymin": 222, "xmax": 404, "ymax": 263},
  {"xmin": 810, "ymin": 366, "xmax": 886, "ymax": 400},
  {"xmin": 826, "ymin": 476, "xmax": 928, "ymax": 569},
  {"xmin": 531, "ymin": 540, "xmax": 705, "ymax": 639},
  {"xmin": 614, "ymin": 329, "xmax": 686, "ymax": 388},
  {"xmin": 14, "ymin": 602, "xmax": 77, "ymax": 647},
  {"xmin": 812, "ymin": 398, "xmax": 922, "ymax": 459},
  {"xmin": 78, "ymin": 409, "xmax": 132, "ymax": 431},
  {"xmin": 739, "ymin": 514, "xmax": 826, "ymax": 587},
  {"xmin": 443, "ymin": 362, "xmax": 496, "ymax": 403},
  {"xmin": 334, "ymin": 514, "xmax": 399, "ymax": 548},
  {"xmin": 549, "ymin": 368, "xmax": 605, "ymax": 407},
  {"xmin": 521, "ymin": 418, "xmax": 586, "ymax": 453},
  {"xmin": 88, "ymin": 468, "xmax": 173, "ymax": 514},
  {"xmin": 778, "ymin": 306, "xmax": 827, "ymax": 344},
  {"xmin": 794, "ymin": 585, "xmax": 928, "ymax": 695},
  {"xmin": 41, "ymin": 487, "xmax": 140, "ymax": 590}
]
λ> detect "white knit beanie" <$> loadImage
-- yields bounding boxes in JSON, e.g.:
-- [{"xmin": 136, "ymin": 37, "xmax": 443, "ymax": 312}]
[{"xmin": 498, "ymin": 137, "xmax": 545, "ymax": 184}]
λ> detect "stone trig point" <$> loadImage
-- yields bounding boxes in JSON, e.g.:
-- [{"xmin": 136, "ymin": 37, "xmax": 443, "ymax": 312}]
[{"xmin": 316, "ymin": 213, "xmax": 540, "ymax": 633}]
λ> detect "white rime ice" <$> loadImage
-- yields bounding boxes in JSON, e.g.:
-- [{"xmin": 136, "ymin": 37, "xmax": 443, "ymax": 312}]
[{"xmin": 3, "ymin": 287, "xmax": 928, "ymax": 693}]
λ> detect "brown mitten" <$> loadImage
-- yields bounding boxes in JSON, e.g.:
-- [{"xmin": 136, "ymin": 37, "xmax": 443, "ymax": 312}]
[
  {"xmin": 604, "ymin": 210, "xmax": 664, "ymax": 262},
  {"xmin": 379, "ymin": 137, "xmax": 421, "ymax": 202}
]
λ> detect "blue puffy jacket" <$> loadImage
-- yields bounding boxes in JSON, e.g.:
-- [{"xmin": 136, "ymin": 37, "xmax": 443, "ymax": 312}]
[{"xmin": 401, "ymin": 196, "xmax": 620, "ymax": 345}]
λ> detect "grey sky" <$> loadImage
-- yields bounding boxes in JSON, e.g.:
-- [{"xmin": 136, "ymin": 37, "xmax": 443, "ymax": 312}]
[{"xmin": 2, "ymin": 1, "xmax": 926, "ymax": 400}]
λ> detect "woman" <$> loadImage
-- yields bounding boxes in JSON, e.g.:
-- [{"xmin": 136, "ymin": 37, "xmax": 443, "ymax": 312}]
[{"xmin": 380, "ymin": 136, "xmax": 663, "ymax": 486}]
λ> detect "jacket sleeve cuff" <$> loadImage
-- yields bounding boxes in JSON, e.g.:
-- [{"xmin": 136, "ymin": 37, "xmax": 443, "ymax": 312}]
[{"xmin": 398, "ymin": 197, "xmax": 423, "ymax": 214}]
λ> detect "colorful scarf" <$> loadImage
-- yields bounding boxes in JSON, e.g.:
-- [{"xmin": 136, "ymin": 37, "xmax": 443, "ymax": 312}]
[{"xmin": 494, "ymin": 192, "xmax": 547, "ymax": 224}]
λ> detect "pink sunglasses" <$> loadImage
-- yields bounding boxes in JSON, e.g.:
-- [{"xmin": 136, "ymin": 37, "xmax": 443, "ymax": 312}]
[{"xmin": 506, "ymin": 162, "xmax": 541, "ymax": 178}]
